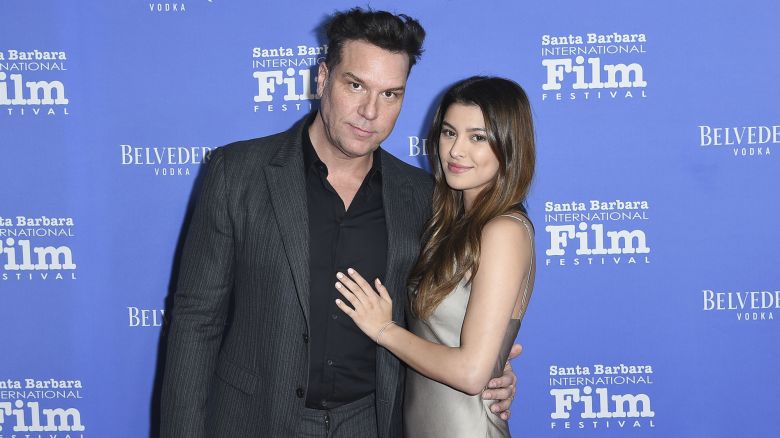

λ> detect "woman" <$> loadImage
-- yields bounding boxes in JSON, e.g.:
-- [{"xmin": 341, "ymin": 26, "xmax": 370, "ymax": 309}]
[{"xmin": 334, "ymin": 76, "xmax": 535, "ymax": 437}]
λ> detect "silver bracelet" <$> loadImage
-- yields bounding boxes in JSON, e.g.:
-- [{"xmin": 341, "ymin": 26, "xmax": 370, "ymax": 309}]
[{"xmin": 375, "ymin": 321, "xmax": 397, "ymax": 344}]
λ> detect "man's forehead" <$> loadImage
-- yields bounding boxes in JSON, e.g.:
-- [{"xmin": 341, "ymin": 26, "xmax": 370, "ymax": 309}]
[{"xmin": 335, "ymin": 40, "xmax": 410, "ymax": 85}]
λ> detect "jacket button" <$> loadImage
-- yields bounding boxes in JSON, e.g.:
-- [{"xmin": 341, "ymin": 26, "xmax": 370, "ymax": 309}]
[
  {"xmin": 302, "ymin": 333, "xmax": 309, "ymax": 343},
  {"xmin": 296, "ymin": 387, "xmax": 305, "ymax": 398}
]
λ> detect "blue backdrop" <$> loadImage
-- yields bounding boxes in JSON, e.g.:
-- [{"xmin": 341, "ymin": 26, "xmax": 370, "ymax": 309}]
[{"xmin": 1, "ymin": 1, "xmax": 778, "ymax": 437}]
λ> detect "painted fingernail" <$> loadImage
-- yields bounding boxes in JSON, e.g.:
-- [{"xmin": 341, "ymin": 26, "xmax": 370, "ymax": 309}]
[
  {"xmin": 335, "ymin": 299, "xmax": 341, "ymax": 304},
  {"xmin": 335, "ymin": 282, "xmax": 342, "ymax": 289},
  {"xmin": 376, "ymin": 278, "xmax": 382, "ymax": 285},
  {"xmin": 336, "ymin": 272, "xmax": 344, "ymax": 279},
  {"xmin": 348, "ymin": 268, "xmax": 355, "ymax": 274},
  {"xmin": 483, "ymin": 391, "xmax": 492, "ymax": 398}
]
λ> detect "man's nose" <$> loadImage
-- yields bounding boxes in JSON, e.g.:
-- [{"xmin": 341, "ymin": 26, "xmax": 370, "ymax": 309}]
[{"xmin": 357, "ymin": 93, "xmax": 379, "ymax": 120}]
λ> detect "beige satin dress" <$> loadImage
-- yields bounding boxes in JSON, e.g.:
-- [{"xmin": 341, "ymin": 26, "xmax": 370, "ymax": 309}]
[{"xmin": 404, "ymin": 214, "xmax": 535, "ymax": 438}]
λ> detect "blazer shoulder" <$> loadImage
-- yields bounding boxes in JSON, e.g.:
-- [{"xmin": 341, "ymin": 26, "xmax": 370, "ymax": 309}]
[
  {"xmin": 219, "ymin": 129, "xmax": 293, "ymax": 165},
  {"xmin": 382, "ymin": 151, "xmax": 434, "ymax": 190}
]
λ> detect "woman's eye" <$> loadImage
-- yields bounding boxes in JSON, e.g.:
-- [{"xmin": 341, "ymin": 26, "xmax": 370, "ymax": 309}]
[
  {"xmin": 472, "ymin": 134, "xmax": 487, "ymax": 142},
  {"xmin": 441, "ymin": 129, "xmax": 455, "ymax": 138}
]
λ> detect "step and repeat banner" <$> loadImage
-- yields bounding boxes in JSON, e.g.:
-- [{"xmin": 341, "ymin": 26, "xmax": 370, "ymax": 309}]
[{"xmin": 1, "ymin": 1, "xmax": 778, "ymax": 437}]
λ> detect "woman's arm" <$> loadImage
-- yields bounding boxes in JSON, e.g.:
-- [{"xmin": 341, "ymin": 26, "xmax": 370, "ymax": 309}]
[{"xmin": 335, "ymin": 216, "xmax": 533, "ymax": 395}]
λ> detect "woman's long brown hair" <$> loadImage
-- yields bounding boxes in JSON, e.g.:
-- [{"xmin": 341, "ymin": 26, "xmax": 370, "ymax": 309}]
[{"xmin": 409, "ymin": 76, "xmax": 535, "ymax": 319}]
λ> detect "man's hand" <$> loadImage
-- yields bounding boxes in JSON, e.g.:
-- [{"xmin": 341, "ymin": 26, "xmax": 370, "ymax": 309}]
[{"xmin": 481, "ymin": 343, "xmax": 522, "ymax": 420}]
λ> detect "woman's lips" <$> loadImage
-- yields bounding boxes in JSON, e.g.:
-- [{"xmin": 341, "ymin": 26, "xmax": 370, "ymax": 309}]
[{"xmin": 447, "ymin": 162, "xmax": 472, "ymax": 173}]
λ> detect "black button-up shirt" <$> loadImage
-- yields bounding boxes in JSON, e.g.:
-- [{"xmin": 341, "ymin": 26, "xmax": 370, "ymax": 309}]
[{"xmin": 303, "ymin": 118, "xmax": 387, "ymax": 409}]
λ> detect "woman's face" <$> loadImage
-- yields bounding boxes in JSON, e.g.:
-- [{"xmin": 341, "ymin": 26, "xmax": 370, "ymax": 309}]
[{"xmin": 437, "ymin": 103, "xmax": 500, "ymax": 206}]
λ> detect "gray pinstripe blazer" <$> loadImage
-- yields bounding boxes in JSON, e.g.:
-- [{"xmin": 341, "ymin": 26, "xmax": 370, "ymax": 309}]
[{"xmin": 160, "ymin": 116, "xmax": 434, "ymax": 438}]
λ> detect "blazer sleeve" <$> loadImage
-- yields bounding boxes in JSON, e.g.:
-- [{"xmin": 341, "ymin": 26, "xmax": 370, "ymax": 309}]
[{"xmin": 160, "ymin": 147, "xmax": 234, "ymax": 438}]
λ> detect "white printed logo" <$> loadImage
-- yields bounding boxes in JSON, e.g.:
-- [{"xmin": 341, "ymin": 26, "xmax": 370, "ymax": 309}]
[
  {"xmin": 251, "ymin": 44, "xmax": 326, "ymax": 113},
  {"xmin": 543, "ymin": 200, "xmax": 651, "ymax": 267},
  {"xmin": 0, "ymin": 378, "xmax": 86, "ymax": 433},
  {"xmin": 0, "ymin": 401, "xmax": 85, "ymax": 433},
  {"xmin": 128, "ymin": 307, "xmax": 167, "ymax": 327},
  {"xmin": 0, "ymin": 216, "xmax": 77, "ymax": 281},
  {"xmin": 698, "ymin": 124, "xmax": 776, "ymax": 158},
  {"xmin": 540, "ymin": 33, "xmax": 648, "ymax": 102},
  {"xmin": 120, "ymin": 144, "xmax": 213, "ymax": 177},
  {"xmin": 407, "ymin": 136, "xmax": 429, "ymax": 157},
  {"xmin": 549, "ymin": 363, "xmax": 656, "ymax": 431},
  {"xmin": 148, "ymin": 3, "xmax": 187, "ymax": 12},
  {"xmin": 0, "ymin": 50, "xmax": 69, "ymax": 116},
  {"xmin": 702, "ymin": 289, "xmax": 778, "ymax": 321}
]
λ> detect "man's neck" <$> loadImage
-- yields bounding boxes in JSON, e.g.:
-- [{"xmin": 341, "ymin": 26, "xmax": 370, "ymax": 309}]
[{"xmin": 308, "ymin": 113, "xmax": 374, "ymax": 179}]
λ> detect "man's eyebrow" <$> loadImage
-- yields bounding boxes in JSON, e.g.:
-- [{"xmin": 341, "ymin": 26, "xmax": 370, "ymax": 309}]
[
  {"xmin": 343, "ymin": 72, "xmax": 365, "ymax": 84},
  {"xmin": 343, "ymin": 72, "xmax": 406, "ymax": 92}
]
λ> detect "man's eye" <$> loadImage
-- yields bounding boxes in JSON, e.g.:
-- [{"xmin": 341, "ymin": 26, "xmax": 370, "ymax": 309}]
[
  {"xmin": 350, "ymin": 82, "xmax": 363, "ymax": 90},
  {"xmin": 383, "ymin": 91, "xmax": 396, "ymax": 98}
]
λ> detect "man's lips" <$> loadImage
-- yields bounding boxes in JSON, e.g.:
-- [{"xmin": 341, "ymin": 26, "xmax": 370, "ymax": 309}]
[
  {"xmin": 348, "ymin": 123, "xmax": 374, "ymax": 138},
  {"xmin": 447, "ymin": 162, "xmax": 472, "ymax": 173}
]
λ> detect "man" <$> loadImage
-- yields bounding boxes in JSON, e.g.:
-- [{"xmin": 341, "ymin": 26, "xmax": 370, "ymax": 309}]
[{"xmin": 160, "ymin": 8, "xmax": 518, "ymax": 438}]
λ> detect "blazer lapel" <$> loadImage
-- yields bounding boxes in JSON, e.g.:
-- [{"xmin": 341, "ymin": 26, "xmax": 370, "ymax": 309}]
[
  {"xmin": 264, "ymin": 121, "xmax": 311, "ymax": 328},
  {"xmin": 381, "ymin": 153, "xmax": 411, "ymax": 324},
  {"xmin": 376, "ymin": 150, "xmax": 413, "ymax": 432}
]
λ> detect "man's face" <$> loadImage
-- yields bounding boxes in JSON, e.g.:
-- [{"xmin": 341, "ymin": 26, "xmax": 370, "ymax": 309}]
[{"xmin": 316, "ymin": 39, "xmax": 410, "ymax": 158}]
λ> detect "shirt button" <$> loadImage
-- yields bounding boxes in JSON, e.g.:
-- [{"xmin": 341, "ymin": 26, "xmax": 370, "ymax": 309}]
[
  {"xmin": 296, "ymin": 387, "xmax": 305, "ymax": 398},
  {"xmin": 302, "ymin": 333, "xmax": 309, "ymax": 343},
  {"xmin": 331, "ymin": 314, "xmax": 338, "ymax": 320},
  {"xmin": 320, "ymin": 400, "xmax": 328, "ymax": 408},
  {"xmin": 327, "ymin": 359, "xmax": 333, "ymax": 366}
]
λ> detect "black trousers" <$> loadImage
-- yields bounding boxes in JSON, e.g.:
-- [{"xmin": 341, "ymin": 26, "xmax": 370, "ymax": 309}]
[{"xmin": 296, "ymin": 393, "xmax": 378, "ymax": 437}]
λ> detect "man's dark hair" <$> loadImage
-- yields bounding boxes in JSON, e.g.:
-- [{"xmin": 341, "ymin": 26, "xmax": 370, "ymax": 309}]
[{"xmin": 324, "ymin": 8, "xmax": 425, "ymax": 73}]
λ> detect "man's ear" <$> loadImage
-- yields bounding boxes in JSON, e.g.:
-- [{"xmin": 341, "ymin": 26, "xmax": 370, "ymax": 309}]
[{"xmin": 316, "ymin": 62, "xmax": 329, "ymax": 99}]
